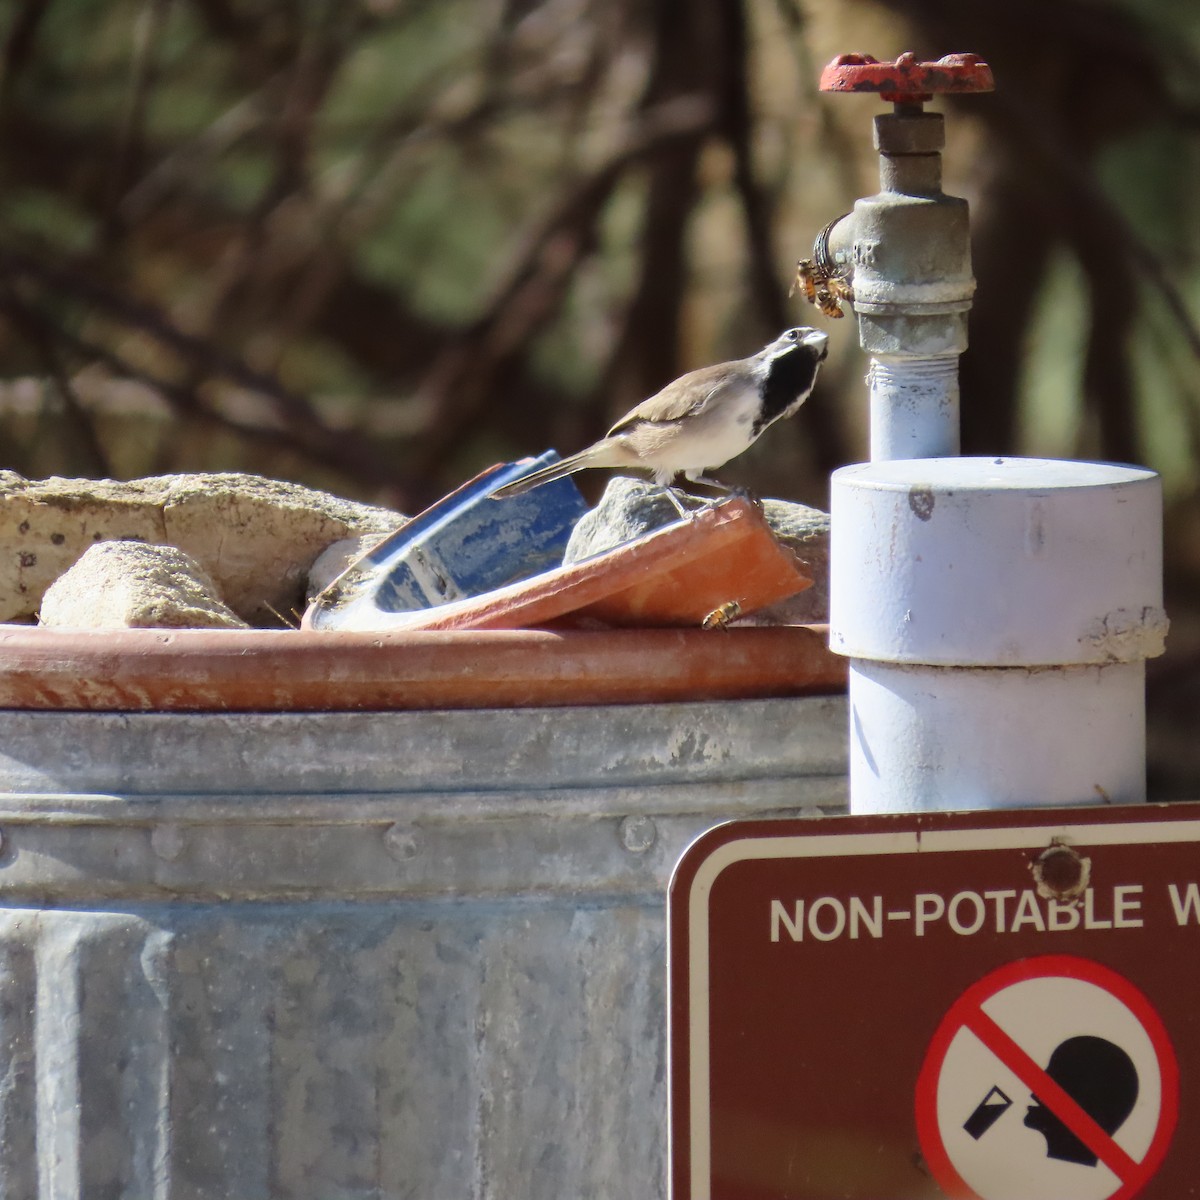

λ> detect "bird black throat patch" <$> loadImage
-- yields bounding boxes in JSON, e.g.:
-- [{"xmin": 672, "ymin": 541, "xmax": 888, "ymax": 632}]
[{"xmin": 753, "ymin": 345, "xmax": 821, "ymax": 436}]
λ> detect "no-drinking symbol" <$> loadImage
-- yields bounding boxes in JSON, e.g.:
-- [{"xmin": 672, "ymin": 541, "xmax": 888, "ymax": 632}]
[{"xmin": 916, "ymin": 956, "xmax": 1178, "ymax": 1200}]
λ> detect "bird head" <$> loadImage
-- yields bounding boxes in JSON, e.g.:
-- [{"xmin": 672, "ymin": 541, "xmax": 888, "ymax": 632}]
[
  {"xmin": 748, "ymin": 326, "xmax": 830, "ymax": 431},
  {"xmin": 768, "ymin": 327, "xmax": 829, "ymax": 362}
]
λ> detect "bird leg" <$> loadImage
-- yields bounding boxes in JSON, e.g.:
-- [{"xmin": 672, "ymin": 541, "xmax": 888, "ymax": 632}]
[
  {"xmin": 686, "ymin": 475, "xmax": 762, "ymax": 511},
  {"xmin": 660, "ymin": 487, "xmax": 694, "ymax": 520}
]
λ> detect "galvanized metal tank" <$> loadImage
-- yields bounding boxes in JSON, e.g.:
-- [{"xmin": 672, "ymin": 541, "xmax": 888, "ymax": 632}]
[{"xmin": 0, "ymin": 689, "xmax": 846, "ymax": 1197}]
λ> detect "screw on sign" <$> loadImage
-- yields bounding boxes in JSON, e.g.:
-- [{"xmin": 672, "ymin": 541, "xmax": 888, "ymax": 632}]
[{"xmin": 916, "ymin": 956, "xmax": 1178, "ymax": 1200}]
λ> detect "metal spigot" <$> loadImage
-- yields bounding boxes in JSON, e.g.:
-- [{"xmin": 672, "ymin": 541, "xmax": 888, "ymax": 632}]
[{"xmin": 796, "ymin": 53, "xmax": 994, "ymax": 460}]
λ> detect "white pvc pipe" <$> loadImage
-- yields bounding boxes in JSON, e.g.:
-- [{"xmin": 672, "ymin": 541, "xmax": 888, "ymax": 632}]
[
  {"xmin": 848, "ymin": 660, "xmax": 1146, "ymax": 813},
  {"xmin": 829, "ymin": 457, "xmax": 1166, "ymax": 814},
  {"xmin": 867, "ymin": 355, "xmax": 960, "ymax": 460}
]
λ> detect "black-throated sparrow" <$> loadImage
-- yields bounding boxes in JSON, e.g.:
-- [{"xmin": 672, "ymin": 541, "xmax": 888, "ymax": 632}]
[{"xmin": 491, "ymin": 327, "xmax": 829, "ymax": 500}]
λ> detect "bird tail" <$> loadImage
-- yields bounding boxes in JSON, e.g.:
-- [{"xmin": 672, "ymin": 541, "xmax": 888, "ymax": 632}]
[{"xmin": 491, "ymin": 446, "xmax": 611, "ymax": 499}]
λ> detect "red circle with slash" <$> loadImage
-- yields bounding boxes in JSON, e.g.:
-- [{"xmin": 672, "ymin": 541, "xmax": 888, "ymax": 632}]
[{"xmin": 916, "ymin": 956, "xmax": 1178, "ymax": 1200}]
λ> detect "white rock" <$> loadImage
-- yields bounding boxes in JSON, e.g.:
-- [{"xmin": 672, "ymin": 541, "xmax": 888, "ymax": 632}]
[
  {"xmin": 742, "ymin": 499, "xmax": 830, "ymax": 625},
  {"xmin": 562, "ymin": 478, "xmax": 830, "ymax": 623},
  {"xmin": 0, "ymin": 471, "xmax": 404, "ymax": 624},
  {"xmin": 38, "ymin": 542, "xmax": 250, "ymax": 630},
  {"xmin": 562, "ymin": 479, "xmax": 705, "ymax": 564}
]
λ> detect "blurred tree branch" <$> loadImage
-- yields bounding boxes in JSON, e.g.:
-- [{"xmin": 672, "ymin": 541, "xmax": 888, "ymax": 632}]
[
  {"xmin": 0, "ymin": 250, "xmax": 405, "ymax": 490},
  {"xmin": 409, "ymin": 93, "xmax": 719, "ymax": 485}
]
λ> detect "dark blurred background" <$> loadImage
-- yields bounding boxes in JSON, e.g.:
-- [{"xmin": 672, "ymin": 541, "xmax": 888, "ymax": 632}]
[{"xmin": 0, "ymin": 0, "xmax": 1197, "ymax": 792}]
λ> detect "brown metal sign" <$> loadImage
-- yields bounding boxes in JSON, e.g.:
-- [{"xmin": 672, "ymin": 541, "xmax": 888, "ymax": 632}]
[{"xmin": 668, "ymin": 804, "xmax": 1200, "ymax": 1200}]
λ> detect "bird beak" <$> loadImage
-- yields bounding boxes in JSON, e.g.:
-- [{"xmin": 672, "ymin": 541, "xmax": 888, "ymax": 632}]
[{"xmin": 805, "ymin": 329, "xmax": 830, "ymax": 360}]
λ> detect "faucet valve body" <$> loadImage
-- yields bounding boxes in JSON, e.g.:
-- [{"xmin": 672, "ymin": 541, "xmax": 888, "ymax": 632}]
[{"xmin": 814, "ymin": 53, "xmax": 993, "ymax": 459}]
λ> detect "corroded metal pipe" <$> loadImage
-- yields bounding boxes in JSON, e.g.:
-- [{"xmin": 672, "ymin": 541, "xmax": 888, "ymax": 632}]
[{"xmin": 811, "ymin": 53, "xmax": 992, "ymax": 460}]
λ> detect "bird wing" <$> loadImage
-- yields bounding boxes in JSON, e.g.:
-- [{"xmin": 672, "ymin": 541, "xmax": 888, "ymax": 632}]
[{"xmin": 605, "ymin": 363, "xmax": 739, "ymax": 437}]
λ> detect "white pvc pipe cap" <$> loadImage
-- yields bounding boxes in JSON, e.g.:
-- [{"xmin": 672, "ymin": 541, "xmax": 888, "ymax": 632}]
[{"xmin": 830, "ymin": 457, "xmax": 1166, "ymax": 667}]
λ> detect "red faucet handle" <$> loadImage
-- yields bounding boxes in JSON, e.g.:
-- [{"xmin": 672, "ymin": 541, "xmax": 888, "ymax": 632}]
[{"xmin": 819, "ymin": 52, "xmax": 994, "ymax": 105}]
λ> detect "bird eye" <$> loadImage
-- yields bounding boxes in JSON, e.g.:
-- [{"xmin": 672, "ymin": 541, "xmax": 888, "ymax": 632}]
[{"xmin": 787, "ymin": 329, "xmax": 800, "ymax": 340}]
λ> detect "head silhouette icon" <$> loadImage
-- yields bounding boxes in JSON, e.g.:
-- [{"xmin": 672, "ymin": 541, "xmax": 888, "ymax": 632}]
[{"xmin": 1024, "ymin": 1035, "xmax": 1139, "ymax": 1165}]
